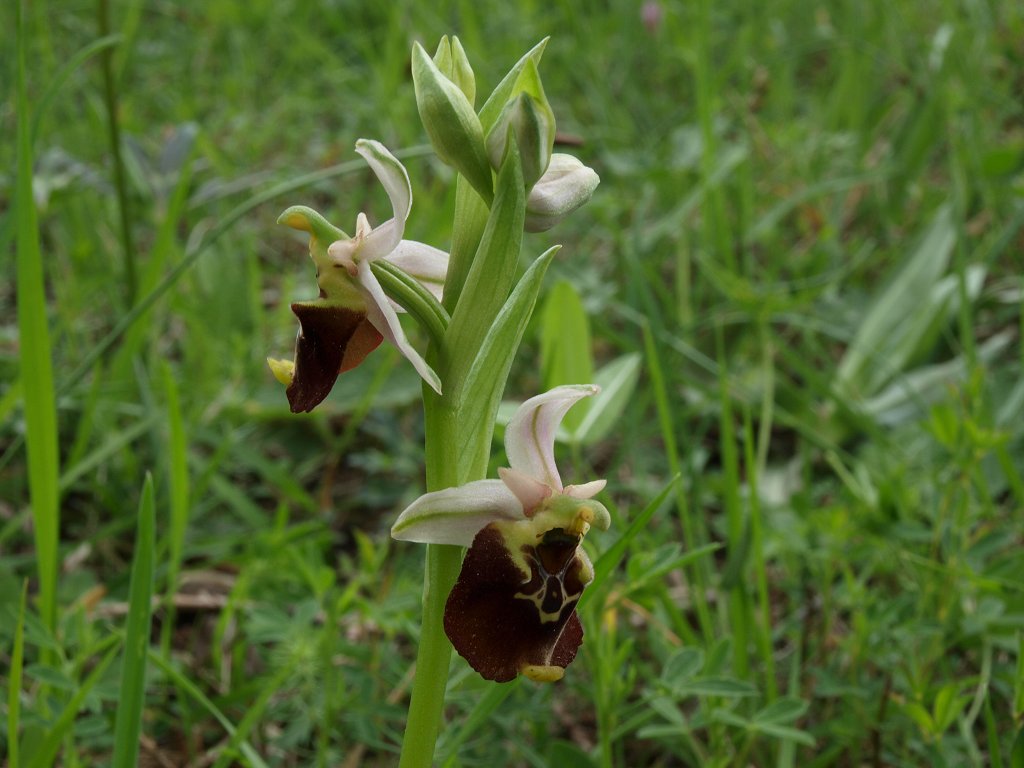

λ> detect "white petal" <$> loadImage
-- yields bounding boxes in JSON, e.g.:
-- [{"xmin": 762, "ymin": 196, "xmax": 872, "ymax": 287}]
[
  {"xmin": 498, "ymin": 466, "xmax": 551, "ymax": 517},
  {"xmin": 505, "ymin": 385, "xmax": 600, "ymax": 490},
  {"xmin": 385, "ymin": 240, "xmax": 449, "ymax": 302},
  {"xmin": 354, "ymin": 139, "xmax": 410, "ymax": 261},
  {"xmin": 391, "ymin": 480, "xmax": 523, "ymax": 546},
  {"xmin": 564, "ymin": 479, "xmax": 606, "ymax": 499},
  {"xmin": 358, "ymin": 260, "xmax": 442, "ymax": 393},
  {"xmin": 359, "ymin": 218, "xmax": 402, "ymax": 263}
]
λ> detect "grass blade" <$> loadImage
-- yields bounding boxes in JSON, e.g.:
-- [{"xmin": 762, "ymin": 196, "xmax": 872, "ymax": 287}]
[
  {"xmin": 582, "ymin": 475, "xmax": 680, "ymax": 608},
  {"xmin": 439, "ymin": 681, "xmax": 519, "ymax": 767},
  {"xmin": 27, "ymin": 640, "xmax": 121, "ymax": 768},
  {"xmin": 161, "ymin": 364, "xmax": 190, "ymax": 655},
  {"xmin": 97, "ymin": 0, "xmax": 137, "ymax": 304},
  {"xmin": 111, "ymin": 474, "xmax": 156, "ymax": 768},
  {"xmin": 30, "ymin": 34, "xmax": 121, "ymax": 142},
  {"xmin": 641, "ymin": 320, "xmax": 713, "ymax": 640},
  {"xmin": 149, "ymin": 651, "xmax": 271, "ymax": 768},
  {"xmin": 7, "ymin": 582, "xmax": 27, "ymax": 768},
  {"xmin": 209, "ymin": 661, "xmax": 297, "ymax": 768},
  {"xmin": 15, "ymin": 0, "xmax": 60, "ymax": 642}
]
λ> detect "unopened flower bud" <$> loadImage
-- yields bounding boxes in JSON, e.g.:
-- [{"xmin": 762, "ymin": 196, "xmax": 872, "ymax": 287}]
[
  {"xmin": 525, "ymin": 154, "xmax": 600, "ymax": 232},
  {"xmin": 412, "ymin": 42, "xmax": 492, "ymax": 202},
  {"xmin": 432, "ymin": 35, "xmax": 476, "ymax": 105},
  {"xmin": 485, "ymin": 59, "xmax": 555, "ymax": 191}
]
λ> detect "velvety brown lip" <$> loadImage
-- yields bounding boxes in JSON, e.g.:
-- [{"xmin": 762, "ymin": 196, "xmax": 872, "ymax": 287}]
[
  {"xmin": 286, "ymin": 303, "xmax": 380, "ymax": 413},
  {"xmin": 443, "ymin": 524, "xmax": 590, "ymax": 682}
]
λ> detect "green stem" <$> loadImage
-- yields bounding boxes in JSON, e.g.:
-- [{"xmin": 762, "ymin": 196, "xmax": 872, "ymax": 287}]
[
  {"xmin": 399, "ymin": 398, "xmax": 465, "ymax": 767},
  {"xmin": 97, "ymin": 0, "xmax": 136, "ymax": 306},
  {"xmin": 398, "ymin": 543, "xmax": 463, "ymax": 768}
]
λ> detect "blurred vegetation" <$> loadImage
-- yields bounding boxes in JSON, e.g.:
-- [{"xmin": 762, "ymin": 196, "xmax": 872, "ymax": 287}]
[{"xmin": 2, "ymin": 0, "xmax": 1023, "ymax": 765}]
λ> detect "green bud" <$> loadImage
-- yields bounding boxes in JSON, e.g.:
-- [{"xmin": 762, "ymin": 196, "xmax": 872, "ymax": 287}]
[
  {"xmin": 479, "ymin": 38, "xmax": 549, "ymax": 133},
  {"xmin": 433, "ymin": 35, "xmax": 476, "ymax": 106},
  {"xmin": 484, "ymin": 59, "xmax": 555, "ymax": 191},
  {"xmin": 525, "ymin": 154, "xmax": 600, "ymax": 232},
  {"xmin": 412, "ymin": 42, "xmax": 492, "ymax": 203}
]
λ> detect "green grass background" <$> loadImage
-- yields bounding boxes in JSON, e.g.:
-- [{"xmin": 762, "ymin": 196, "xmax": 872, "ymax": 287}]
[{"xmin": 3, "ymin": 0, "xmax": 1024, "ymax": 765}]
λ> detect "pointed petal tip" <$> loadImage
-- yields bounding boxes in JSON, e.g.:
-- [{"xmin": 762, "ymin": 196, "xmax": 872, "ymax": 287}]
[
  {"xmin": 564, "ymin": 478, "xmax": 606, "ymax": 500},
  {"xmin": 505, "ymin": 384, "xmax": 603, "ymax": 488}
]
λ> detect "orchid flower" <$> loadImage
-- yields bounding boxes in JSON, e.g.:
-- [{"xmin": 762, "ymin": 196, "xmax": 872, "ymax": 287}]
[
  {"xmin": 267, "ymin": 139, "xmax": 448, "ymax": 413},
  {"xmin": 392, "ymin": 385, "xmax": 611, "ymax": 683}
]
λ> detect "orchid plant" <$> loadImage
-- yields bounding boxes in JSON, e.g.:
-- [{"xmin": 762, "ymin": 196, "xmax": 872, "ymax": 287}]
[{"xmin": 268, "ymin": 36, "xmax": 605, "ymax": 767}]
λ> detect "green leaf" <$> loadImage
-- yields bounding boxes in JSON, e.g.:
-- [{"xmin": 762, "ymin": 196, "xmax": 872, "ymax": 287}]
[
  {"xmin": 1014, "ymin": 726, "xmax": 1024, "ymax": 768},
  {"xmin": 1016, "ymin": 633, "xmax": 1024, "ymax": 720},
  {"xmin": 674, "ymin": 677, "xmax": 758, "ymax": 698},
  {"xmin": 7, "ymin": 582, "xmax": 26, "ymax": 768},
  {"xmin": 112, "ymin": 475, "xmax": 156, "ymax": 768},
  {"xmin": 31, "ymin": 34, "xmax": 122, "ymax": 142},
  {"xmin": 572, "ymin": 353, "xmax": 642, "ymax": 446},
  {"xmin": 835, "ymin": 204, "xmax": 956, "ymax": 397},
  {"xmin": 15, "ymin": 0, "xmax": 60, "ymax": 643},
  {"xmin": 753, "ymin": 697, "xmax": 809, "ymax": 725},
  {"xmin": 541, "ymin": 280, "xmax": 594, "ymax": 431},
  {"xmin": 663, "ymin": 648, "xmax": 705, "ymax": 685},
  {"xmin": 932, "ymin": 682, "xmax": 970, "ymax": 733},
  {"xmin": 862, "ymin": 330, "xmax": 1013, "ymax": 426},
  {"xmin": 24, "ymin": 665, "xmax": 76, "ymax": 691},
  {"xmin": 446, "ymin": 139, "xmax": 526, "ymax": 399},
  {"xmin": 748, "ymin": 721, "xmax": 816, "ymax": 747},
  {"xmin": 164, "ymin": 363, "xmax": 189, "ymax": 598},
  {"xmin": 455, "ymin": 247, "xmax": 557, "ymax": 480},
  {"xmin": 902, "ymin": 701, "xmax": 936, "ymax": 735}
]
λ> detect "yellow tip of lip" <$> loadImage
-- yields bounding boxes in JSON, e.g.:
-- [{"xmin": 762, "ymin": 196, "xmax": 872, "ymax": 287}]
[
  {"xmin": 267, "ymin": 357, "xmax": 295, "ymax": 386},
  {"xmin": 521, "ymin": 664, "xmax": 565, "ymax": 683}
]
